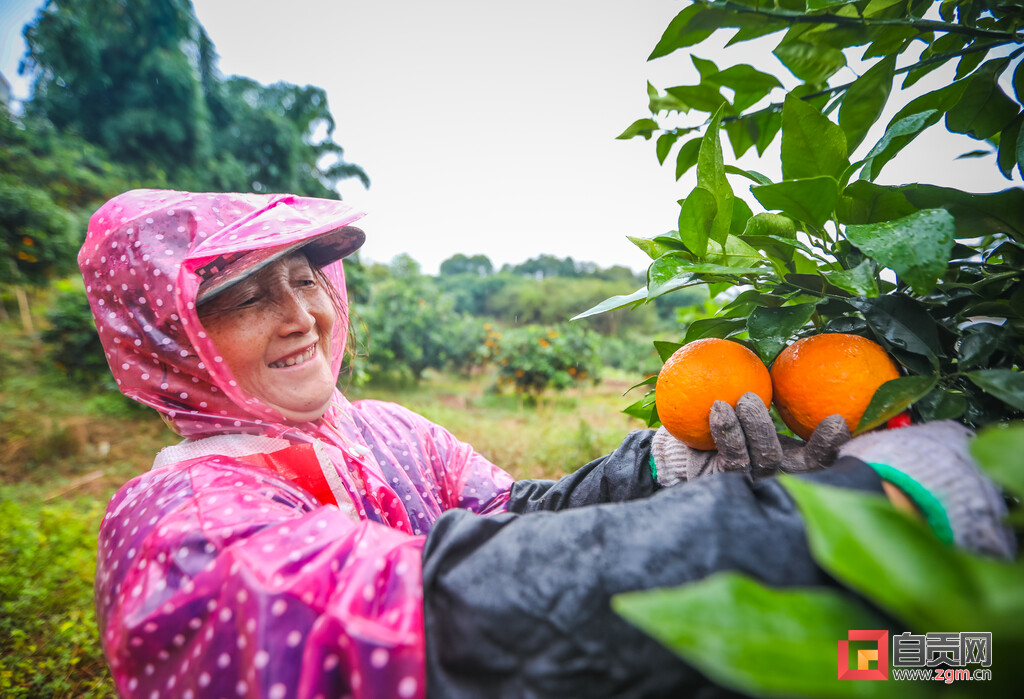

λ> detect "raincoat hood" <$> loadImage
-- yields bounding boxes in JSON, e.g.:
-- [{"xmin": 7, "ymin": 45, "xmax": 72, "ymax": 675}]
[{"xmin": 79, "ymin": 189, "xmax": 365, "ymax": 437}]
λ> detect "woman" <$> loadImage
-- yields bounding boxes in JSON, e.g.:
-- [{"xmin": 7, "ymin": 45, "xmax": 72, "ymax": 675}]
[{"xmin": 84, "ymin": 189, "xmax": 1012, "ymax": 698}]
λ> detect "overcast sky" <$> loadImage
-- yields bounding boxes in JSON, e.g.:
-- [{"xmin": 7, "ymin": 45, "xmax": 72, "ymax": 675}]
[{"xmin": 2, "ymin": 0, "xmax": 1018, "ymax": 273}]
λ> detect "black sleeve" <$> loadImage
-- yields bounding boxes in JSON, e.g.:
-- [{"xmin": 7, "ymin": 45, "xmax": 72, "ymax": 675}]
[
  {"xmin": 508, "ymin": 429, "xmax": 659, "ymax": 512},
  {"xmin": 422, "ymin": 457, "xmax": 885, "ymax": 699}
]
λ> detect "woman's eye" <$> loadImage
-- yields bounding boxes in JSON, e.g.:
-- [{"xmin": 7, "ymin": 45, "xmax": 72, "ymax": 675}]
[{"xmin": 236, "ymin": 295, "xmax": 262, "ymax": 308}]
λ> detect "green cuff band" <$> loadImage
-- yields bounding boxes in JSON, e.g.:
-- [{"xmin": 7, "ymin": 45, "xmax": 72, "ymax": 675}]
[
  {"xmin": 866, "ymin": 461, "xmax": 954, "ymax": 546},
  {"xmin": 649, "ymin": 452, "xmax": 658, "ymax": 485}
]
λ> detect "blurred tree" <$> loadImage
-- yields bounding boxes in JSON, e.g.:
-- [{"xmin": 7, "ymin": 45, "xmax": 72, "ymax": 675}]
[
  {"xmin": 206, "ymin": 77, "xmax": 369, "ymax": 196},
  {"xmin": 18, "ymin": 0, "xmax": 367, "ymax": 196},
  {"xmin": 21, "ymin": 0, "xmax": 212, "ymax": 178},
  {"xmin": 0, "ymin": 110, "xmax": 140, "ymax": 328},
  {"xmin": 388, "ymin": 252, "xmax": 422, "ymax": 279},
  {"xmin": 439, "ymin": 253, "xmax": 494, "ymax": 276},
  {"xmin": 505, "ymin": 254, "xmax": 581, "ymax": 279}
]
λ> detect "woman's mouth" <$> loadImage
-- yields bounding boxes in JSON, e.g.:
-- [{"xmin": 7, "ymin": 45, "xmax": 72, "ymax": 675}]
[{"xmin": 268, "ymin": 343, "xmax": 317, "ymax": 369}]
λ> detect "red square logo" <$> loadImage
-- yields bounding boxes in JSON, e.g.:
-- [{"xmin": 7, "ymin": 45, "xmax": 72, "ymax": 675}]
[{"xmin": 838, "ymin": 630, "xmax": 889, "ymax": 680}]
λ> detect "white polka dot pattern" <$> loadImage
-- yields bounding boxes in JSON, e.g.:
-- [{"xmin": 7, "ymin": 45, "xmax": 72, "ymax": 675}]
[{"xmin": 84, "ymin": 191, "xmax": 516, "ymax": 698}]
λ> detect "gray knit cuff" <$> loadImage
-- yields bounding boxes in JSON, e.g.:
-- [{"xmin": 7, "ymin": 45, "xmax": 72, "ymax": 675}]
[{"xmin": 838, "ymin": 421, "xmax": 1016, "ymax": 559}]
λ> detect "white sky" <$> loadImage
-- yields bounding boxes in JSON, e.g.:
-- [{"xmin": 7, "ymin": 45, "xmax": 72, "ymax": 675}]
[{"xmin": 2, "ymin": 0, "xmax": 1019, "ymax": 274}]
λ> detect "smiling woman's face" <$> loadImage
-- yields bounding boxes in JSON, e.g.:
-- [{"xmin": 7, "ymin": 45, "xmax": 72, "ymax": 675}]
[{"xmin": 198, "ymin": 253, "xmax": 337, "ymax": 422}]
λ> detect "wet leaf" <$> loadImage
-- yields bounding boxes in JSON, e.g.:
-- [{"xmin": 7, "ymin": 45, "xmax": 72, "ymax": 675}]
[
  {"xmin": 856, "ymin": 375, "xmax": 938, "ymax": 434},
  {"xmin": 846, "ymin": 208, "xmax": 955, "ymax": 294}
]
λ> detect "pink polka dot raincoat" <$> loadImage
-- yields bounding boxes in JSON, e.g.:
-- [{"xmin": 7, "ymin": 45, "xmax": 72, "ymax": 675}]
[{"xmin": 83, "ymin": 190, "xmax": 515, "ymax": 699}]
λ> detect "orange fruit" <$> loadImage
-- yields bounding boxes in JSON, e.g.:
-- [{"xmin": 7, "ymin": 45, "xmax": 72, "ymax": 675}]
[
  {"xmin": 655, "ymin": 338, "xmax": 772, "ymax": 450},
  {"xmin": 770, "ymin": 333, "xmax": 900, "ymax": 440}
]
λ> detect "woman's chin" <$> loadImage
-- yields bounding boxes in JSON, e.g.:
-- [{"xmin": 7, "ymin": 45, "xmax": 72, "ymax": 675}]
[{"xmin": 266, "ymin": 395, "xmax": 334, "ymax": 423}]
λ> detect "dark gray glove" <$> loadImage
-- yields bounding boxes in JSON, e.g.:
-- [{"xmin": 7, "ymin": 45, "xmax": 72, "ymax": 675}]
[{"xmin": 653, "ymin": 392, "xmax": 851, "ymax": 486}]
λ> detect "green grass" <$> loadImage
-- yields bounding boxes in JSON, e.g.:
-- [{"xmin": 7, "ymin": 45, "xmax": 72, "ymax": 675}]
[{"xmin": 350, "ymin": 369, "xmax": 646, "ymax": 480}]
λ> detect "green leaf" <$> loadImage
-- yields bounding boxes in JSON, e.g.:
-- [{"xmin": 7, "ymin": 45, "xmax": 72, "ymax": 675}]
[
  {"xmin": 824, "ymin": 259, "xmax": 879, "ymax": 297},
  {"xmin": 675, "ymin": 137, "xmax": 702, "ymax": 180},
  {"xmin": 780, "ymin": 476, "xmax": 1024, "ymax": 637},
  {"xmin": 946, "ymin": 58, "xmax": 1019, "ymax": 140},
  {"xmin": 627, "ymin": 374, "xmax": 658, "ymax": 393},
  {"xmin": 955, "ymin": 149, "xmax": 993, "ymax": 160},
  {"xmin": 656, "ymin": 131, "xmax": 679, "ymax": 165},
  {"xmin": 713, "ymin": 64, "xmax": 782, "ymax": 112},
  {"xmin": 970, "ymin": 422, "xmax": 1024, "ymax": 497},
  {"xmin": 855, "ymin": 374, "xmax": 938, "ymax": 433},
  {"xmin": 1018, "ymin": 128, "xmax": 1024, "ymax": 181},
  {"xmin": 724, "ymin": 165, "xmax": 773, "ymax": 186},
  {"xmin": 718, "ymin": 289, "xmax": 784, "ymax": 318},
  {"xmin": 838, "ymin": 55, "xmax": 896, "ymax": 153},
  {"xmin": 697, "ymin": 107, "xmax": 734, "ymax": 246},
  {"xmin": 647, "ymin": 253, "xmax": 698, "ymax": 299},
  {"xmin": 845, "ymin": 208, "xmax": 955, "ymax": 295},
  {"xmin": 997, "ymin": 114, "xmax": 1022, "ymax": 180},
  {"xmin": 628, "ymin": 235, "xmax": 677, "ymax": 260},
  {"xmin": 691, "ymin": 54, "xmax": 720, "ymax": 80},
  {"xmin": 649, "ymin": 5, "xmax": 720, "ymax": 60},
  {"xmin": 1014, "ymin": 58, "xmax": 1024, "ymax": 105},
  {"xmin": 728, "ymin": 196, "xmax": 753, "ymax": 238},
  {"xmin": 571, "ymin": 287, "xmax": 647, "ymax": 320},
  {"xmin": 742, "ymin": 212, "xmax": 796, "ymax": 238},
  {"xmin": 648, "ymin": 81, "xmax": 691, "ymax": 114},
  {"xmin": 806, "ymin": 0, "xmax": 856, "ymax": 9},
  {"xmin": 677, "ymin": 187, "xmax": 717, "ymax": 258},
  {"xmin": 954, "ymin": 49, "xmax": 987, "ymax": 81},
  {"xmin": 848, "ymin": 295, "xmax": 941, "ymax": 372},
  {"xmin": 654, "ymin": 340, "xmax": 683, "ymax": 363},
  {"xmin": 957, "ymin": 322, "xmax": 1005, "ymax": 369},
  {"xmin": 773, "ymin": 40, "xmax": 847, "ymax": 84},
  {"xmin": 747, "ymin": 303, "xmax": 818, "ymax": 363},
  {"xmin": 860, "ymin": 110, "xmax": 941, "ymax": 181},
  {"xmin": 613, "ymin": 573, "xmax": 897, "ymax": 699},
  {"xmin": 782, "ymin": 94, "xmax": 849, "ymax": 180},
  {"xmin": 862, "ymin": 25, "xmax": 917, "ymax": 59},
  {"xmin": 837, "ymin": 180, "xmax": 917, "ymax": 225},
  {"xmin": 617, "ymin": 118, "xmax": 660, "ymax": 140},
  {"xmin": 903, "ymin": 32, "xmax": 965, "ymax": 89},
  {"xmin": 899, "ymin": 185, "xmax": 1024, "ymax": 242},
  {"xmin": 751, "ymin": 176, "xmax": 839, "ymax": 227},
  {"xmin": 622, "ymin": 393, "xmax": 658, "ymax": 425},
  {"xmin": 913, "ymin": 388, "xmax": 968, "ymax": 422},
  {"xmin": 965, "ymin": 370, "xmax": 1024, "ymax": 412},
  {"xmin": 683, "ymin": 317, "xmax": 748, "ymax": 344},
  {"xmin": 664, "ymin": 84, "xmax": 728, "ymax": 114},
  {"xmin": 705, "ymin": 234, "xmax": 765, "ymax": 270}
]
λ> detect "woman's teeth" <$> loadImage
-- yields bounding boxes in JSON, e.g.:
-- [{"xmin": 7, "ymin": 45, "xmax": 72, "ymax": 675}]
[{"xmin": 269, "ymin": 344, "xmax": 316, "ymax": 369}]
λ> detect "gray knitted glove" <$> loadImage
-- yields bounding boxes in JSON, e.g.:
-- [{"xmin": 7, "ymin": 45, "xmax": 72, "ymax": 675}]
[
  {"xmin": 652, "ymin": 392, "xmax": 851, "ymax": 487},
  {"xmin": 839, "ymin": 421, "xmax": 1016, "ymax": 559}
]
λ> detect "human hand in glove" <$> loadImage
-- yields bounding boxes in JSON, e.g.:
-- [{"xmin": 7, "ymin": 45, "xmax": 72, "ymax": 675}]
[{"xmin": 652, "ymin": 392, "xmax": 851, "ymax": 487}]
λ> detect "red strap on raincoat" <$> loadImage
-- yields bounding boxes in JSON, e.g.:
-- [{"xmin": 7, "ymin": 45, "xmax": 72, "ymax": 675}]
[{"xmin": 237, "ymin": 444, "xmax": 339, "ymax": 508}]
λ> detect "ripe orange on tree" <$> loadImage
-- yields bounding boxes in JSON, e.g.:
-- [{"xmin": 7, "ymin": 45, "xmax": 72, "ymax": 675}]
[
  {"xmin": 655, "ymin": 338, "xmax": 772, "ymax": 450},
  {"xmin": 770, "ymin": 333, "xmax": 900, "ymax": 440}
]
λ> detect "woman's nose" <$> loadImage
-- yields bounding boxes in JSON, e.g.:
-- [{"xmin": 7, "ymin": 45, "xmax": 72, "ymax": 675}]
[{"xmin": 275, "ymin": 290, "xmax": 316, "ymax": 335}]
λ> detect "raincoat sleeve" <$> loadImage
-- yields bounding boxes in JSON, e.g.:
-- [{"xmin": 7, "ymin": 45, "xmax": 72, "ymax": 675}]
[
  {"xmin": 353, "ymin": 400, "xmax": 514, "ymax": 515},
  {"xmin": 95, "ymin": 455, "xmax": 428, "ymax": 699},
  {"xmin": 422, "ymin": 457, "xmax": 889, "ymax": 698}
]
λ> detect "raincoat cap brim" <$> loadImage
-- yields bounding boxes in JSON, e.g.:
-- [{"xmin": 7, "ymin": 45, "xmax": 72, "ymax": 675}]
[{"xmin": 196, "ymin": 224, "xmax": 364, "ymax": 304}]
